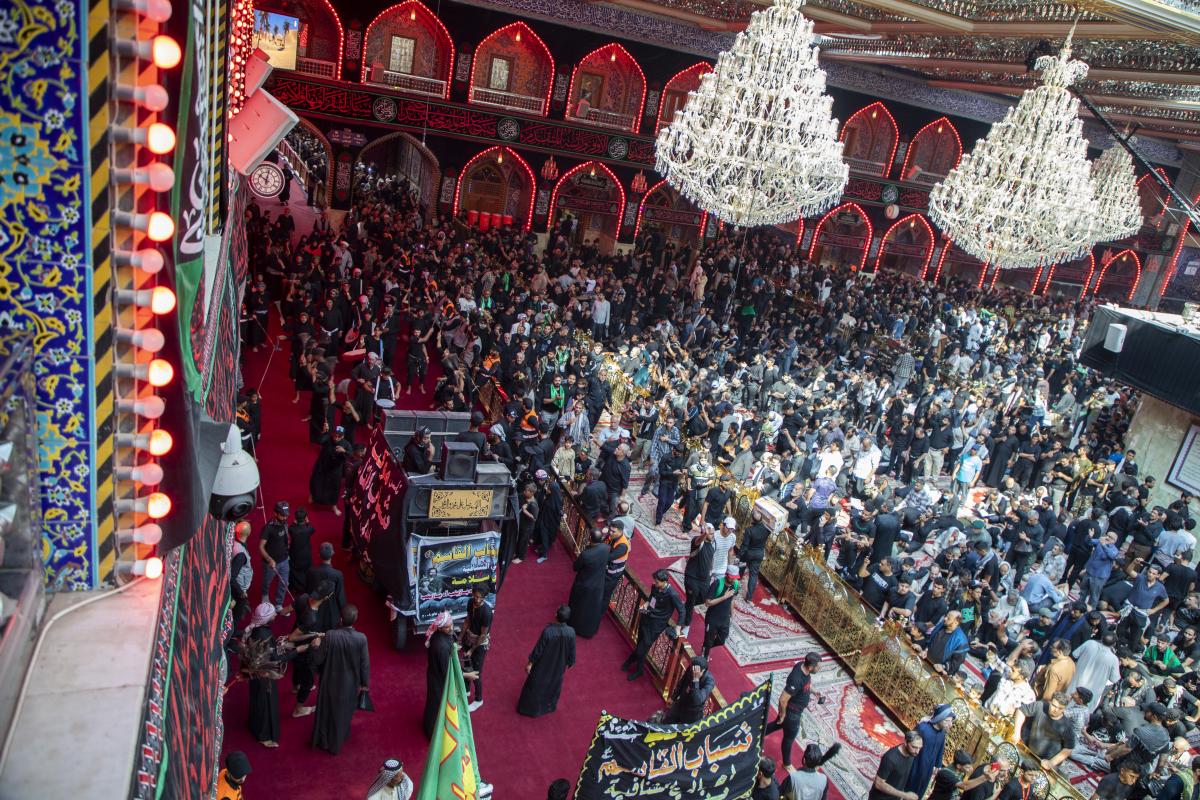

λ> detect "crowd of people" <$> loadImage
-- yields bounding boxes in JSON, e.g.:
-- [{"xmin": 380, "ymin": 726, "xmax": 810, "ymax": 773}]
[{"xmin": 226, "ymin": 169, "xmax": 1200, "ymax": 800}]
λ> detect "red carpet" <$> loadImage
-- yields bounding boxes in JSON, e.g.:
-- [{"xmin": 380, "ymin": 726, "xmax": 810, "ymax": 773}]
[{"xmin": 219, "ymin": 306, "xmax": 665, "ymax": 798}]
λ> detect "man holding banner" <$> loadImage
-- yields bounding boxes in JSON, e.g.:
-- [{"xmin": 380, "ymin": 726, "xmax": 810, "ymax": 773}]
[{"xmin": 418, "ymin": 634, "xmax": 489, "ymax": 800}]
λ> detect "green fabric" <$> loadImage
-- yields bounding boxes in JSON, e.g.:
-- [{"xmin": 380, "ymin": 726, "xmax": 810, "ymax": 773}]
[{"xmin": 417, "ymin": 644, "xmax": 483, "ymax": 800}]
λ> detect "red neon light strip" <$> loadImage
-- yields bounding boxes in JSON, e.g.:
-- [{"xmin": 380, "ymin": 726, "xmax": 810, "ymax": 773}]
[
  {"xmin": 360, "ymin": 0, "xmax": 454, "ymax": 99},
  {"xmin": 873, "ymin": 213, "xmax": 933, "ymax": 275},
  {"xmin": 567, "ymin": 43, "xmax": 647, "ymax": 133},
  {"xmin": 1041, "ymin": 263, "xmax": 1056, "ymax": 296},
  {"xmin": 1091, "ymin": 249, "xmax": 1140, "ymax": 300},
  {"xmin": 655, "ymin": 62, "xmax": 712, "ymax": 136},
  {"xmin": 808, "ymin": 202, "xmax": 873, "ymax": 266},
  {"xmin": 976, "ymin": 262, "xmax": 989, "ymax": 290},
  {"xmin": 838, "ymin": 101, "xmax": 898, "ymax": 179},
  {"xmin": 898, "ymin": 117, "xmax": 962, "ymax": 182},
  {"xmin": 468, "ymin": 22, "xmax": 555, "ymax": 116},
  {"xmin": 453, "ymin": 146, "xmax": 536, "ymax": 231},
  {"xmin": 1079, "ymin": 254, "xmax": 1097, "ymax": 299},
  {"xmin": 1030, "ymin": 265, "xmax": 1043, "ymax": 295},
  {"xmin": 314, "ymin": 0, "xmax": 345, "ymax": 80},
  {"xmin": 547, "ymin": 161, "xmax": 627, "ymax": 230}
]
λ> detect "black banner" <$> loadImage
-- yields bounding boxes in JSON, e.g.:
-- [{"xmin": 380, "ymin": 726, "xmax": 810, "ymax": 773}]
[
  {"xmin": 575, "ymin": 681, "xmax": 771, "ymax": 800},
  {"xmin": 411, "ymin": 532, "xmax": 500, "ymax": 625}
]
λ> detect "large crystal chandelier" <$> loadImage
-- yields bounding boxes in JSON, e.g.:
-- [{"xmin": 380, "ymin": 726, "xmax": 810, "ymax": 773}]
[
  {"xmin": 654, "ymin": 0, "xmax": 847, "ymax": 227},
  {"xmin": 1090, "ymin": 144, "xmax": 1143, "ymax": 242},
  {"xmin": 928, "ymin": 43, "xmax": 1100, "ymax": 269}
]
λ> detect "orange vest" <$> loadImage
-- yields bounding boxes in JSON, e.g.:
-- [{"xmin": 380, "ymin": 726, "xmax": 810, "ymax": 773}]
[{"xmin": 607, "ymin": 532, "xmax": 631, "ymax": 572}]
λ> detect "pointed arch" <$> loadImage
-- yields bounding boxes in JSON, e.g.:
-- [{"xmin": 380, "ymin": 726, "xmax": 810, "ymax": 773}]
[
  {"xmin": 1160, "ymin": 189, "xmax": 1200, "ymax": 298},
  {"xmin": 634, "ymin": 179, "xmax": 706, "ymax": 241},
  {"xmin": 791, "ymin": 219, "xmax": 805, "ymax": 247},
  {"xmin": 356, "ymin": 130, "xmax": 441, "ymax": 210},
  {"xmin": 567, "ymin": 43, "xmax": 647, "ymax": 133},
  {"xmin": 899, "ymin": 117, "xmax": 962, "ymax": 184},
  {"xmin": 839, "ymin": 101, "xmax": 898, "ymax": 177},
  {"xmin": 1039, "ymin": 253, "xmax": 1096, "ymax": 298},
  {"xmin": 808, "ymin": 202, "xmax": 873, "ymax": 267},
  {"xmin": 874, "ymin": 213, "xmax": 934, "ymax": 276},
  {"xmin": 361, "ymin": 0, "xmax": 454, "ymax": 98},
  {"xmin": 656, "ymin": 61, "xmax": 713, "ymax": 135},
  {"xmin": 1092, "ymin": 249, "xmax": 1142, "ymax": 301},
  {"xmin": 266, "ymin": 0, "xmax": 345, "ymax": 78},
  {"xmin": 469, "ymin": 21, "xmax": 554, "ymax": 116},
  {"xmin": 452, "ymin": 146, "xmax": 536, "ymax": 231},
  {"xmin": 1136, "ymin": 169, "xmax": 1172, "ymax": 228},
  {"xmin": 549, "ymin": 160, "xmax": 626, "ymax": 224}
]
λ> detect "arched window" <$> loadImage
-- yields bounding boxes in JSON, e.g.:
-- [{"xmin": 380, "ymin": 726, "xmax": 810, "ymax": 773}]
[
  {"xmin": 567, "ymin": 43, "xmax": 647, "ymax": 133},
  {"xmin": 655, "ymin": 62, "xmax": 712, "ymax": 135},
  {"xmin": 839, "ymin": 102, "xmax": 897, "ymax": 177},
  {"xmin": 899, "ymin": 117, "xmax": 961, "ymax": 185},
  {"xmin": 453, "ymin": 146, "xmax": 536, "ymax": 231},
  {"xmin": 361, "ymin": 1, "xmax": 453, "ymax": 98},
  {"xmin": 468, "ymin": 22, "xmax": 554, "ymax": 116},
  {"xmin": 809, "ymin": 202, "xmax": 872, "ymax": 268}
]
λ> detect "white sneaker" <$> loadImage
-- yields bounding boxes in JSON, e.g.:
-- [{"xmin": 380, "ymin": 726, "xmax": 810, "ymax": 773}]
[{"xmin": 468, "ymin": 700, "xmax": 483, "ymax": 712}]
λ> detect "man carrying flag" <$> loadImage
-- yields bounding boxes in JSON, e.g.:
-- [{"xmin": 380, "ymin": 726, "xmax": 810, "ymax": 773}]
[{"xmin": 419, "ymin": 639, "xmax": 491, "ymax": 800}]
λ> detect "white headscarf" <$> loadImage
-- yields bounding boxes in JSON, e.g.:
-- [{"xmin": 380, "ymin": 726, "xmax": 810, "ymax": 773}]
[{"xmin": 424, "ymin": 610, "xmax": 453, "ymax": 648}]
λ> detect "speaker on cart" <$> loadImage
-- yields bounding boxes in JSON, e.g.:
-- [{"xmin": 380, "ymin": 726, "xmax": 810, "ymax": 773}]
[{"xmin": 440, "ymin": 442, "xmax": 479, "ymax": 482}]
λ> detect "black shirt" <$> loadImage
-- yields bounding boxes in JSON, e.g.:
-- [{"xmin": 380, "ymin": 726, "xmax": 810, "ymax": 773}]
[
  {"xmin": 703, "ymin": 486, "xmax": 733, "ymax": 523},
  {"xmin": 868, "ymin": 745, "xmax": 915, "ymax": 800},
  {"xmin": 862, "ymin": 570, "xmax": 897, "ymax": 610},
  {"xmin": 928, "ymin": 767, "xmax": 963, "ymax": 800},
  {"xmin": 261, "ymin": 519, "xmax": 289, "ymax": 562},
  {"xmin": 781, "ymin": 662, "xmax": 813, "ymax": 713}
]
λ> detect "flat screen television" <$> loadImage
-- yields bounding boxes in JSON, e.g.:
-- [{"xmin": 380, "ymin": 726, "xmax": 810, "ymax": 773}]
[{"xmin": 253, "ymin": 11, "xmax": 300, "ymax": 71}]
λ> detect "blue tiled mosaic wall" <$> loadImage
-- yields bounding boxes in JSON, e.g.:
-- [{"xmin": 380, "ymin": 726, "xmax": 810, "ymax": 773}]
[{"xmin": 0, "ymin": 0, "xmax": 97, "ymax": 588}]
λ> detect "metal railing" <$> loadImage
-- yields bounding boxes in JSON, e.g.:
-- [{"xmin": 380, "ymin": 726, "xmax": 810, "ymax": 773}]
[
  {"xmin": 367, "ymin": 68, "xmax": 446, "ymax": 98},
  {"xmin": 296, "ymin": 57, "xmax": 337, "ymax": 79},
  {"xmin": 469, "ymin": 86, "xmax": 544, "ymax": 115},
  {"xmin": 572, "ymin": 107, "xmax": 637, "ymax": 132}
]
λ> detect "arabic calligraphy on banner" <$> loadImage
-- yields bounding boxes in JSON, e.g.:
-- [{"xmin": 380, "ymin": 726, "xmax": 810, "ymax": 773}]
[
  {"xmin": 576, "ymin": 681, "xmax": 771, "ymax": 800},
  {"xmin": 412, "ymin": 532, "xmax": 501, "ymax": 624},
  {"xmin": 429, "ymin": 489, "xmax": 494, "ymax": 519}
]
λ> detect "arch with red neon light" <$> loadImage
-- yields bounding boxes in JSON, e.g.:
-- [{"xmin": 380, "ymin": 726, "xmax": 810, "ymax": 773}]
[
  {"xmin": 360, "ymin": 0, "xmax": 454, "ymax": 98},
  {"xmin": 1159, "ymin": 189, "xmax": 1200, "ymax": 298},
  {"xmin": 567, "ymin": 43, "xmax": 647, "ymax": 134},
  {"xmin": 634, "ymin": 180, "xmax": 706, "ymax": 243},
  {"xmin": 930, "ymin": 241, "xmax": 984, "ymax": 284},
  {"xmin": 789, "ymin": 219, "xmax": 805, "ymax": 247},
  {"xmin": 655, "ymin": 61, "xmax": 712, "ymax": 135},
  {"xmin": 453, "ymin": 146, "xmax": 536, "ymax": 232},
  {"xmin": 990, "ymin": 265, "xmax": 1041, "ymax": 293},
  {"xmin": 548, "ymin": 161, "xmax": 626, "ymax": 252},
  {"xmin": 899, "ymin": 117, "xmax": 961, "ymax": 185},
  {"xmin": 1092, "ymin": 249, "xmax": 1141, "ymax": 301},
  {"xmin": 1040, "ymin": 253, "xmax": 1096, "ymax": 298},
  {"xmin": 874, "ymin": 213, "xmax": 934, "ymax": 277},
  {"xmin": 468, "ymin": 22, "xmax": 554, "ymax": 117},
  {"xmin": 1135, "ymin": 169, "xmax": 1171, "ymax": 236},
  {"xmin": 356, "ymin": 130, "xmax": 441, "ymax": 211},
  {"xmin": 288, "ymin": 116, "xmax": 333, "ymax": 196},
  {"xmin": 255, "ymin": 0, "xmax": 345, "ymax": 79},
  {"xmin": 809, "ymin": 202, "xmax": 872, "ymax": 268},
  {"xmin": 839, "ymin": 101, "xmax": 898, "ymax": 178}
]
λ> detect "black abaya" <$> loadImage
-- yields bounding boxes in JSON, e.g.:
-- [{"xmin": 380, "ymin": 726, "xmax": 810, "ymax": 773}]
[
  {"xmin": 309, "ymin": 434, "xmax": 348, "ymax": 506},
  {"xmin": 517, "ymin": 622, "xmax": 576, "ymax": 717},
  {"xmin": 567, "ymin": 543, "xmax": 610, "ymax": 638},
  {"xmin": 246, "ymin": 626, "xmax": 295, "ymax": 743},
  {"xmin": 309, "ymin": 626, "xmax": 369, "ymax": 754},
  {"xmin": 424, "ymin": 630, "xmax": 455, "ymax": 738}
]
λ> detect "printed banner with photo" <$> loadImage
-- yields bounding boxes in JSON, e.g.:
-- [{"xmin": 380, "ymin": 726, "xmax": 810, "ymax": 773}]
[
  {"xmin": 410, "ymin": 532, "xmax": 501, "ymax": 625},
  {"xmin": 575, "ymin": 680, "xmax": 771, "ymax": 800}
]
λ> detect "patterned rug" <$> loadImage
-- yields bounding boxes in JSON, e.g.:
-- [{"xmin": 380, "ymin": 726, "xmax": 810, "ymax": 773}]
[
  {"xmin": 626, "ymin": 474, "xmax": 695, "ymax": 559},
  {"xmin": 749, "ymin": 662, "xmax": 903, "ymax": 800}
]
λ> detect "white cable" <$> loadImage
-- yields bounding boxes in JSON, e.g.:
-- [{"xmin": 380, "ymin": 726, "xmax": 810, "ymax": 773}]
[{"xmin": 0, "ymin": 577, "xmax": 147, "ymax": 776}]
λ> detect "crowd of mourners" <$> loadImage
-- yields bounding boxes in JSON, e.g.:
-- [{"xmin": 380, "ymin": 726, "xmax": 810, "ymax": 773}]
[{"xmin": 231, "ymin": 171, "xmax": 1200, "ymax": 800}]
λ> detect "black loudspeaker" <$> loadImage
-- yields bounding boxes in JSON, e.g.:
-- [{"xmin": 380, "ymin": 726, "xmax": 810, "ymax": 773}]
[
  {"xmin": 440, "ymin": 442, "xmax": 479, "ymax": 482},
  {"xmin": 487, "ymin": 484, "xmax": 509, "ymax": 518},
  {"xmin": 383, "ymin": 409, "xmax": 416, "ymax": 433},
  {"xmin": 409, "ymin": 486, "xmax": 432, "ymax": 517}
]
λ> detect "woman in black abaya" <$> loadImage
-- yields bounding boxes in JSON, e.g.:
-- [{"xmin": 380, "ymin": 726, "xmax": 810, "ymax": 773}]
[
  {"xmin": 309, "ymin": 426, "xmax": 349, "ymax": 512},
  {"xmin": 237, "ymin": 602, "xmax": 317, "ymax": 747},
  {"xmin": 517, "ymin": 605, "xmax": 576, "ymax": 717}
]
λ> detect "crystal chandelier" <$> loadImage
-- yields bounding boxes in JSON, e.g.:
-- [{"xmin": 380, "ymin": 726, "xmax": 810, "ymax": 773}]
[
  {"xmin": 1089, "ymin": 144, "xmax": 1143, "ymax": 242},
  {"xmin": 928, "ymin": 43, "xmax": 1100, "ymax": 270},
  {"xmin": 654, "ymin": 0, "xmax": 847, "ymax": 227}
]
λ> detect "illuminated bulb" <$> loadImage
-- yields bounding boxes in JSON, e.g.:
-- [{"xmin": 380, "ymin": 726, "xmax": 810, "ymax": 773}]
[
  {"xmin": 149, "ymin": 429, "xmax": 173, "ymax": 456},
  {"xmin": 514, "ymin": 30, "xmax": 521, "ymax": 42},
  {"xmin": 114, "ymin": 163, "xmax": 175, "ymax": 192},
  {"xmin": 115, "ymin": 0, "xmax": 173, "ymax": 22},
  {"xmin": 152, "ymin": 35, "xmax": 182, "ymax": 68},
  {"xmin": 410, "ymin": 8, "xmax": 416, "ymax": 18},
  {"xmin": 111, "ymin": 210, "xmax": 175, "ymax": 241},
  {"xmin": 497, "ymin": 153, "xmax": 503, "ymax": 164},
  {"xmin": 589, "ymin": 167, "xmax": 596, "ymax": 177},
  {"xmin": 116, "ymin": 326, "xmax": 166, "ymax": 352},
  {"xmin": 117, "ymin": 522, "xmax": 163, "ymax": 546},
  {"xmin": 610, "ymin": 52, "xmax": 617, "ymax": 61},
  {"xmin": 117, "ymin": 285, "xmax": 176, "ymax": 313},
  {"xmin": 116, "ymin": 83, "xmax": 170, "ymax": 111},
  {"xmin": 937, "ymin": 126, "xmax": 944, "ymax": 134},
  {"xmin": 147, "ymin": 359, "xmax": 174, "ymax": 387},
  {"xmin": 118, "ymin": 395, "xmax": 166, "ymax": 419},
  {"xmin": 146, "ymin": 123, "xmax": 176, "ymax": 154},
  {"xmin": 143, "ymin": 557, "xmax": 164, "ymax": 579},
  {"xmin": 114, "ymin": 248, "xmax": 164, "ymax": 274},
  {"xmin": 146, "ymin": 492, "xmax": 172, "ymax": 519},
  {"xmin": 871, "ymin": 110, "xmax": 877, "ymax": 119},
  {"xmin": 116, "ymin": 463, "xmax": 165, "ymax": 486},
  {"xmin": 120, "ymin": 557, "xmax": 165, "ymax": 581}
]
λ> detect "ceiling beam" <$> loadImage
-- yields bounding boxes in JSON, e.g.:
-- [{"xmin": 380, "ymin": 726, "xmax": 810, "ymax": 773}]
[
  {"xmin": 836, "ymin": 0, "xmax": 973, "ymax": 31},
  {"xmin": 864, "ymin": 20, "xmax": 1150, "ymax": 39},
  {"xmin": 824, "ymin": 53, "xmax": 1200, "ymax": 86},
  {"xmin": 927, "ymin": 80, "xmax": 1200, "ymax": 113}
]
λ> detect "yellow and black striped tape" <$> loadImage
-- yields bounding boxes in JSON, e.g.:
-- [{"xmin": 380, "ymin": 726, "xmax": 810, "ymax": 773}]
[{"xmin": 88, "ymin": 0, "xmax": 116, "ymax": 584}]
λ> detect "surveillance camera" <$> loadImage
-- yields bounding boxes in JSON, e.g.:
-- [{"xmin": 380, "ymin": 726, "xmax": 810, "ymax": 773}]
[{"xmin": 210, "ymin": 426, "xmax": 260, "ymax": 521}]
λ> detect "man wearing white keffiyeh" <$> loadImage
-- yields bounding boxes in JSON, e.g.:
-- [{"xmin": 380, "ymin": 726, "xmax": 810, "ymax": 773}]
[{"xmin": 365, "ymin": 758, "xmax": 414, "ymax": 800}]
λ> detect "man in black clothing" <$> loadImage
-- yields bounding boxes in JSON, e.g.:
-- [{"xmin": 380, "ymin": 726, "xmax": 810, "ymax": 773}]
[
  {"xmin": 402, "ymin": 426, "xmax": 435, "ymax": 474},
  {"xmin": 870, "ymin": 502, "xmax": 902, "ymax": 564},
  {"xmin": 308, "ymin": 542, "xmax": 347, "ymax": 632},
  {"xmin": 664, "ymin": 655, "xmax": 715, "ymax": 724},
  {"xmin": 287, "ymin": 507, "xmax": 315, "ymax": 594},
  {"xmin": 765, "ymin": 652, "xmax": 822, "ymax": 768},
  {"xmin": 869, "ymin": 730, "xmax": 922, "ymax": 800},
  {"xmin": 452, "ymin": 411, "xmax": 489, "ymax": 457},
  {"xmin": 740, "ymin": 517, "xmax": 772, "ymax": 599},
  {"xmin": 577, "ymin": 469, "xmax": 609, "ymax": 522},
  {"xmin": 461, "ymin": 585, "xmax": 494, "ymax": 712},
  {"xmin": 654, "ymin": 446, "xmax": 685, "ymax": 526},
  {"xmin": 621, "ymin": 569, "xmax": 683, "ymax": 681},
  {"xmin": 681, "ymin": 525, "xmax": 715, "ymax": 636},
  {"xmin": 259, "ymin": 501, "xmax": 291, "ymax": 611},
  {"xmin": 599, "ymin": 444, "xmax": 631, "ymax": 514},
  {"xmin": 291, "ymin": 578, "xmax": 335, "ymax": 717}
]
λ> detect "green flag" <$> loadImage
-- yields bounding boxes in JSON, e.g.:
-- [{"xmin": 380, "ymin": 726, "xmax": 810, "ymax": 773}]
[{"xmin": 417, "ymin": 645, "xmax": 483, "ymax": 800}]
